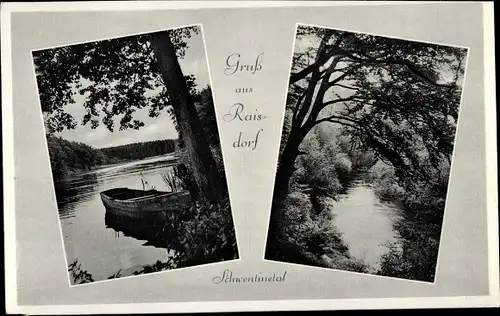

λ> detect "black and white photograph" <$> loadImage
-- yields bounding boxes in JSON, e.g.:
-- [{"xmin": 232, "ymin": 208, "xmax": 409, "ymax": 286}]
[
  {"xmin": 32, "ymin": 24, "xmax": 239, "ymax": 285},
  {"xmin": 265, "ymin": 24, "xmax": 469, "ymax": 282}
]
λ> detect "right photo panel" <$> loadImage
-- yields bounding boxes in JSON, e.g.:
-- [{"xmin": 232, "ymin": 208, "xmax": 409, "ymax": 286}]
[{"xmin": 265, "ymin": 24, "xmax": 469, "ymax": 283}]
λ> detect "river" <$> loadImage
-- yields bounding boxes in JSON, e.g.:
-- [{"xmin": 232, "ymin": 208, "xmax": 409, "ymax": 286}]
[
  {"xmin": 326, "ymin": 178, "xmax": 404, "ymax": 272},
  {"xmin": 54, "ymin": 154, "xmax": 180, "ymax": 283}
]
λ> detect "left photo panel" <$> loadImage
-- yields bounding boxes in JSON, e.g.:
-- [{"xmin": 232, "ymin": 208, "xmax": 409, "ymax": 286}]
[{"xmin": 31, "ymin": 25, "xmax": 239, "ymax": 286}]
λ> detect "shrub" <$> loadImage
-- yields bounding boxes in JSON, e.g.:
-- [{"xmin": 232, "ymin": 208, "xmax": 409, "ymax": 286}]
[
  {"xmin": 368, "ymin": 161, "xmax": 406, "ymax": 201},
  {"xmin": 171, "ymin": 198, "xmax": 238, "ymax": 267},
  {"xmin": 280, "ymin": 192, "xmax": 349, "ymax": 263},
  {"xmin": 368, "ymin": 158, "xmax": 449, "ymax": 282},
  {"xmin": 333, "ymin": 152, "xmax": 353, "ymax": 185},
  {"xmin": 68, "ymin": 258, "xmax": 94, "ymax": 285},
  {"xmin": 294, "ymin": 134, "xmax": 343, "ymax": 196}
]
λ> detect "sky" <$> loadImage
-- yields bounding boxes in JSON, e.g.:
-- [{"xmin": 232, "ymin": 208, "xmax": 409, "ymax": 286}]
[{"xmin": 53, "ymin": 29, "xmax": 210, "ymax": 149}]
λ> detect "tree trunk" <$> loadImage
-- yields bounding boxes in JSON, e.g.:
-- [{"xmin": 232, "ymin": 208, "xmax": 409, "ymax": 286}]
[
  {"xmin": 266, "ymin": 126, "xmax": 304, "ymax": 258},
  {"xmin": 151, "ymin": 31, "xmax": 225, "ymax": 202},
  {"xmin": 266, "ymin": 67, "xmax": 322, "ymax": 258}
]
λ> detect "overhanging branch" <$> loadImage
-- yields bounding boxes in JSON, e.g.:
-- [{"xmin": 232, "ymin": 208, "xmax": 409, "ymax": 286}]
[
  {"xmin": 289, "ymin": 34, "xmax": 344, "ymax": 85},
  {"xmin": 322, "ymin": 96, "xmax": 359, "ymax": 108},
  {"xmin": 313, "ymin": 114, "xmax": 362, "ymax": 127},
  {"xmin": 334, "ymin": 83, "xmax": 359, "ymax": 91},
  {"xmin": 337, "ymin": 48, "xmax": 456, "ymax": 88}
]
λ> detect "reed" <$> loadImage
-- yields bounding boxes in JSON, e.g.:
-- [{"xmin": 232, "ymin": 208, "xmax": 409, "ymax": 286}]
[{"xmin": 160, "ymin": 170, "xmax": 182, "ymax": 192}]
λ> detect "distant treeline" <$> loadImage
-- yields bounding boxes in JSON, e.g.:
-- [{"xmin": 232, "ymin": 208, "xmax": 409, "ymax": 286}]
[
  {"xmin": 47, "ymin": 135, "xmax": 177, "ymax": 180},
  {"xmin": 101, "ymin": 140, "xmax": 176, "ymax": 162}
]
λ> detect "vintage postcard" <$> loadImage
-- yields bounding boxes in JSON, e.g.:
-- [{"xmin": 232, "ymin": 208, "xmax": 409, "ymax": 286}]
[{"xmin": 2, "ymin": 1, "xmax": 498, "ymax": 314}]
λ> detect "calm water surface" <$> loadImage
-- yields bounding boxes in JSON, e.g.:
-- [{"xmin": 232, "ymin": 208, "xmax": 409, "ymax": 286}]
[
  {"xmin": 327, "ymin": 179, "xmax": 403, "ymax": 271},
  {"xmin": 55, "ymin": 155, "xmax": 179, "ymax": 282}
]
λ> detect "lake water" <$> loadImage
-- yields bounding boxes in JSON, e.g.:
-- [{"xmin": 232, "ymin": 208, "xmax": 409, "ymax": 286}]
[
  {"xmin": 327, "ymin": 179, "xmax": 403, "ymax": 271},
  {"xmin": 55, "ymin": 154, "xmax": 180, "ymax": 283}
]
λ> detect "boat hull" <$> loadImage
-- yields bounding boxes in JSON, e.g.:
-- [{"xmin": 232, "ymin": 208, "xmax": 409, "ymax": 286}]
[{"xmin": 100, "ymin": 188, "xmax": 191, "ymax": 219}]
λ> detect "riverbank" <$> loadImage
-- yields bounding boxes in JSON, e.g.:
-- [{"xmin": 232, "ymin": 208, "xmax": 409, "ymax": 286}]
[
  {"xmin": 272, "ymin": 187, "xmax": 370, "ymax": 273},
  {"xmin": 47, "ymin": 135, "xmax": 178, "ymax": 183},
  {"xmin": 274, "ymin": 164, "xmax": 411, "ymax": 275},
  {"xmin": 53, "ymin": 154, "xmax": 179, "ymax": 184}
]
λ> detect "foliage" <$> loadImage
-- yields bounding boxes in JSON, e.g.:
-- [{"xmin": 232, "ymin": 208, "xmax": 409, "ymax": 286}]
[
  {"xmin": 33, "ymin": 27, "xmax": 200, "ymax": 134},
  {"xmin": 107, "ymin": 269, "xmax": 122, "ymax": 280},
  {"xmin": 192, "ymin": 86, "xmax": 226, "ymax": 179},
  {"xmin": 377, "ymin": 226, "xmax": 440, "ymax": 282},
  {"xmin": 46, "ymin": 136, "xmax": 177, "ymax": 181},
  {"xmin": 128, "ymin": 198, "xmax": 238, "ymax": 273},
  {"xmin": 101, "ymin": 139, "xmax": 176, "ymax": 162},
  {"xmin": 367, "ymin": 161, "xmax": 406, "ymax": 201},
  {"xmin": 173, "ymin": 198, "xmax": 239, "ymax": 265},
  {"xmin": 368, "ymin": 159, "xmax": 450, "ymax": 282},
  {"xmin": 47, "ymin": 135, "xmax": 107, "ymax": 179},
  {"xmin": 133, "ymin": 259, "xmax": 177, "ymax": 275},
  {"xmin": 172, "ymin": 163, "xmax": 199, "ymax": 196},
  {"xmin": 287, "ymin": 24, "xmax": 466, "ymax": 191},
  {"xmin": 291, "ymin": 127, "xmax": 360, "ymax": 195},
  {"xmin": 272, "ymin": 190, "xmax": 354, "ymax": 267},
  {"xmin": 273, "ymin": 24, "xmax": 466, "ymax": 207},
  {"xmin": 292, "ymin": 131, "xmax": 342, "ymax": 196},
  {"xmin": 335, "ymin": 134, "xmax": 377, "ymax": 170},
  {"xmin": 339, "ymin": 258, "xmax": 370, "ymax": 273},
  {"xmin": 192, "ymin": 86, "xmax": 221, "ymax": 149},
  {"xmin": 68, "ymin": 258, "xmax": 94, "ymax": 285},
  {"xmin": 271, "ymin": 125, "xmax": 375, "ymax": 268}
]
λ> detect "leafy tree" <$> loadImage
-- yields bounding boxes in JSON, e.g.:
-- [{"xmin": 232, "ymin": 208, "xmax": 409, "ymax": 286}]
[
  {"xmin": 46, "ymin": 136, "xmax": 177, "ymax": 181},
  {"xmin": 193, "ymin": 86, "xmax": 222, "ymax": 149},
  {"xmin": 267, "ymin": 25, "xmax": 467, "ymax": 258},
  {"xmin": 47, "ymin": 135, "xmax": 104, "ymax": 178},
  {"xmin": 101, "ymin": 139, "xmax": 176, "ymax": 162},
  {"xmin": 33, "ymin": 26, "xmax": 225, "ymax": 201}
]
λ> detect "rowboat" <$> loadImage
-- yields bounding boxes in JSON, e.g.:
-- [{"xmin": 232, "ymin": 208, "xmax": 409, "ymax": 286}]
[{"xmin": 100, "ymin": 187, "xmax": 191, "ymax": 218}]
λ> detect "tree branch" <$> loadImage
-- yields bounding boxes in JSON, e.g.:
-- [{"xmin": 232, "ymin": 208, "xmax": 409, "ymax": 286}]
[
  {"xmin": 292, "ymin": 89, "xmax": 307, "ymax": 122},
  {"xmin": 289, "ymin": 34, "xmax": 344, "ymax": 85},
  {"xmin": 312, "ymin": 117, "xmax": 360, "ymax": 130},
  {"xmin": 321, "ymin": 96, "xmax": 359, "ymax": 108},
  {"xmin": 327, "ymin": 64, "xmax": 362, "ymax": 87},
  {"xmin": 314, "ymin": 114, "xmax": 362, "ymax": 127},
  {"xmin": 337, "ymin": 48, "xmax": 456, "ymax": 88},
  {"xmin": 334, "ymin": 83, "xmax": 359, "ymax": 91}
]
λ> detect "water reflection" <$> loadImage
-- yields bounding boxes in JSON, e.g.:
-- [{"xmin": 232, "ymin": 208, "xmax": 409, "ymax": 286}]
[
  {"xmin": 55, "ymin": 172, "xmax": 99, "ymax": 219},
  {"xmin": 328, "ymin": 179, "xmax": 403, "ymax": 270},
  {"xmin": 104, "ymin": 211, "xmax": 182, "ymax": 251},
  {"xmin": 56, "ymin": 155, "xmax": 181, "ymax": 282}
]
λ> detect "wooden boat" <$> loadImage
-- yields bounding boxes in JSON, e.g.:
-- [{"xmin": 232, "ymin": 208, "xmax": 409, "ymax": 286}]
[{"xmin": 100, "ymin": 188, "xmax": 191, "ymax": 218}]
